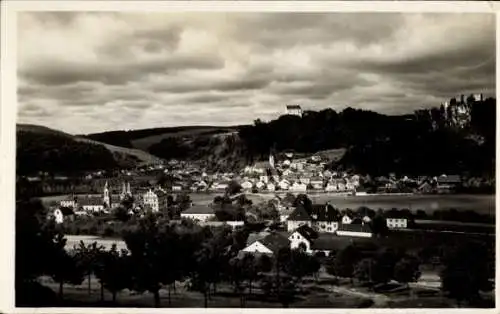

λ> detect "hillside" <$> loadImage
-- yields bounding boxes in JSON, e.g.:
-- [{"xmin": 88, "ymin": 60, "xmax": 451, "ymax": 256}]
[
  {"xmin": 83, "ymin": 125, "xmax": 242, "ymax": 150},
  {"xmin": 16, "ymin": 124, "xmax": 163, "ymax": 175},
  {"xmin": 29, "ymin": 96, "xmax": 495, "ymax": 176}
]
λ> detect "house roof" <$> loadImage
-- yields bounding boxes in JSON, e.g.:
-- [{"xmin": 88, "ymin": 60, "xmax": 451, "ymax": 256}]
[
  {"xmin": 287, "ymin": 205, "xmax": 311, "ymax": 221},
  {"xmin": 58, "ymin": 206, "xmax": 74, "ymax": 216},
  {"xmin": 311, "ymin": 204, "xmax": 341, "ymax": 222},
  {"xmin": 294, "ymin": 224, "xmax": 318, "ymax": 241},
  {"xmin": 78, "ymin": 197, "xmax": 104, "ymax": 206},
  {"xmin": 259, "ymin": 233, "xmax": 290, "ymax": 254},
  {"xmin": 287, "ymin": 105, "xmax": 302, "ymax": 110},
  {"xmin": 337, "ymin": 223, "xmax": 372, "ymax": 233},
  {"xmin": 246, "ymin": 231, "xmax": 271, "ymax": 246}
]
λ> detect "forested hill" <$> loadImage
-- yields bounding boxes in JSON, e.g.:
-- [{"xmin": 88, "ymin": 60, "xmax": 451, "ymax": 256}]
[
  {"xmin": 22, "ymin": 97, "xmax": 495, "ymax": 177},
  {"xmin": 239, "ymin": 98, "xmax": 495, "ymax": 176},
  {"xmin": 16, "ymin": 124, "xmax": 162, "ymax": 175}
]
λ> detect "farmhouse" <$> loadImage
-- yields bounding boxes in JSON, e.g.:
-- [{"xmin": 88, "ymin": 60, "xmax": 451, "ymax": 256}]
[
  {"xmin": 54, "ymin": 207, "xmax": 75, "ymax": 224},
  {"xmin": 341, "ymin": 213, "xmax": 354, "ymax": 224},
  {"xmin": 288, "ymin": 225, "xmax": 318, "ymax": 253},
  {"xmin": 241, "ymin": 233, "xmax": 290, "ymax": 256},
  {"xmin": 310, "ymin": 204, "xmax": 341, "ymax": 233}
]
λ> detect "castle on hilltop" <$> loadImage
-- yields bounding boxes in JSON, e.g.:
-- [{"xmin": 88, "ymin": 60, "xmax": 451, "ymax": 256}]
[{"xmin": 442, "ymin": 93, "xmax": 483, "ymax": 129}]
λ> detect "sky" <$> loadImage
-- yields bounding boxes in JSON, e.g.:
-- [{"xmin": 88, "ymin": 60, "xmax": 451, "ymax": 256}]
[{"xmin": 17, "ymin": 12, "xmax": 495, "ymax": 135}]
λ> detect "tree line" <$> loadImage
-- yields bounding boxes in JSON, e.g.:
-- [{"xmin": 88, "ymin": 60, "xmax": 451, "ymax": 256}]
[{"xmin": 239, "ymin": 98, "xmax": 495, "ymax": 177}]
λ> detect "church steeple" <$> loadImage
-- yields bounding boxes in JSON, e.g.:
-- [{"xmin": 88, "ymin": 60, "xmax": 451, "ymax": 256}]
[
  {"xmin": 120, "ymin": 182, "xmax": 127, "ymax": 200},
  {"xmin": 103, "ymin": 181, "xmax": 110, "ymax": 207}
]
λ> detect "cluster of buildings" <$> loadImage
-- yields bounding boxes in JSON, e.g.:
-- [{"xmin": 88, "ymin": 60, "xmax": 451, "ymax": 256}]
[
  {"xmin": 239, "ymin": 201, "xmax": 410, "ymax": 258},
  {"xmin": 53, "ymin": 181, "xmax": 171, "ymax": 223}
]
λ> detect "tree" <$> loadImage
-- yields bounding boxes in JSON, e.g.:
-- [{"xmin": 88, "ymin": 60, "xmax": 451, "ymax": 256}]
[
  {"xmin": 98, "ymin": 245, "xmax": 132, "ymax": 303},
  {"xmin": 175, "ymin": 193, "xmax": 192, "ymax": 212},
  {"xmin": 394, "ymin": 255, "xmax": 421, "ymax": 289},
  {"xmin": 73, "ymin": 241, "xmax": 106, "ymax": 296},
  {"xmin": 113, "ymin": 205, "xmax": 130, "ymax": 222},
  {"xmin": 440, "ymin": 242, "xmax": 492, "ymax": 306},
  {"xmin": 293, "ymin": 194, "xmax": 312, "ymax": 214},
  {"xmin": 226, "ymin": 180, "xmax": 242, "ymax": 196},
  {"xmin": 48, "ymin": 234, "xmax": 85, "ymax": 300},
  {"xmin": 122, "ymin": 214, "xmax": 182, "ymax": 307},
  {"xmin": 354, "ymin": 258, "xmax": 375, "ymax": 284},
  {"xmin": 326, "ymin": 245, "xmax": 361, "ymax": 281},
  {"xmin": 370, "ymin": 213, "xmax": 389, "ymax": 237},
  {"xmin": 257, "ymin": 254, "xmax": 273, "ymax": 273}
]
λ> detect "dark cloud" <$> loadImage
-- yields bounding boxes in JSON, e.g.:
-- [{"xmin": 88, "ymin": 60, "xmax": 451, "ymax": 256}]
[
  {"xmin": 21, "ymin": 54, "xmax": 225, "ymax": 86},
  {"xmin": 17, "ymin": 12, "xmax": 495, "ymax": 134}
]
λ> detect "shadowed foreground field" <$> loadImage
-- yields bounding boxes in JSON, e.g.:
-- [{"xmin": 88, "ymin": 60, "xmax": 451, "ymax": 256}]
[{"xmin": 27, "ymin": 274, "xmax": 482, "ymax": 308}]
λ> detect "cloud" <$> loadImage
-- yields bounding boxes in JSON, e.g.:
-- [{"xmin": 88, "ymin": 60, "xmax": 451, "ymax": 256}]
[{"xmin": 17, "ymin": 12, "xmax": 496, "ymax": 134}]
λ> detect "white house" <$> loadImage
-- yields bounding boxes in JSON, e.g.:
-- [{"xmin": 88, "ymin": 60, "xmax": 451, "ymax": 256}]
[
  {"xmin": 60, "ymin": 197, "xmax": 77, "ymax": 208},
  {"xmin": 241, "ymin": 241, "xmax": 274, "ymax": 255},
  {"xmin": 54, "ymin": 207, "xmax": 75, "ymax": 224},
  {"xmin": 286, "ymin": 105, "xmax": 303, "ymax": 117},
  {"xmin": 288, "ymin": 227, "xmax": 315, "ymax": 254},
  {"xmin": 172, "ymin": 185, "xmax": 182, "ymax": 192},
  {"xmin": 241, "ymin": 233, "xmax": 290, "ymax": 256},
  {"xmin": 180, "ymin": 205, "xmax": 215, "ymax": 222},
  {"xmin": 267, "ymin": 182, "xmax": 276, "ymax": 192},
  {"xmin": 143, "ymin": 189, "xmax": 159, "ymax": 212},
  {"xmin": 241, "ymin": 181, "xmax": 253, "ymax": 190},
  {"xmin": 325, "ymin": 182, "xmax": 338, "ymax": 192},
  {"xmin": 300, "ymin": 177, "xmax": 311, "ymax": 185},
  {"xmin": 310, "ymin": 177, "xmax": 324, "ymax": 190},
  {"xmin": 282, "ymin": 169, "xmax": 293, "ymax": 177},
  {"xmin": 256, "ymin": 181, "xmax": 265, "ymax": 190},
  {"xmin": 341, "ymin": 214, "xmax": 353, "ymax": 225},
  {"xmin": 311, "ymin": 204, "xmax": 340, "ymax": 233},
  {"xmin": 260, "ymin": 175, "xmax": 269, "ymax": 184},
  {"xmin": 290, "ymin": 182, "xmax": 307, "ymax": 192},
  {"xmin": 386, "ymin": 218, "xmax": 408, "ymax": 229},
  {"xmin": 362, "ymin": 215, "xmax": 372, "ymax": 224},
  {"xmin": 279, "ymin": 179, "xmax": 290, "ymax": 190}
]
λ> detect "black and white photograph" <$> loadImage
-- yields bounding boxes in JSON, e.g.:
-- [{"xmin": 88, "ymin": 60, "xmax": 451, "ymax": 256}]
[{"xmin": 3, "ymin": 1, "xmax": 497, "ymax": 311}]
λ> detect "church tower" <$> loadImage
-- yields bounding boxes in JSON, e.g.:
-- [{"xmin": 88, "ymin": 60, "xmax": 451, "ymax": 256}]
[
  {"xmin": 120, "ymin": 182, "xmax": 127, "ymax": 201},
  {"xmin": 127, "ymin": 182, "xmax": 132, "ymax": 196},
  {"xmin": 103, "ymin": 181, "xmax": 110, "ymax": 207}
]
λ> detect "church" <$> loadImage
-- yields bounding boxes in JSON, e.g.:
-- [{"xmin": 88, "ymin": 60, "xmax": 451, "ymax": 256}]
[{"xmin": 59, "ymin": 181, "xmax": 133, "ymax": 212}]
